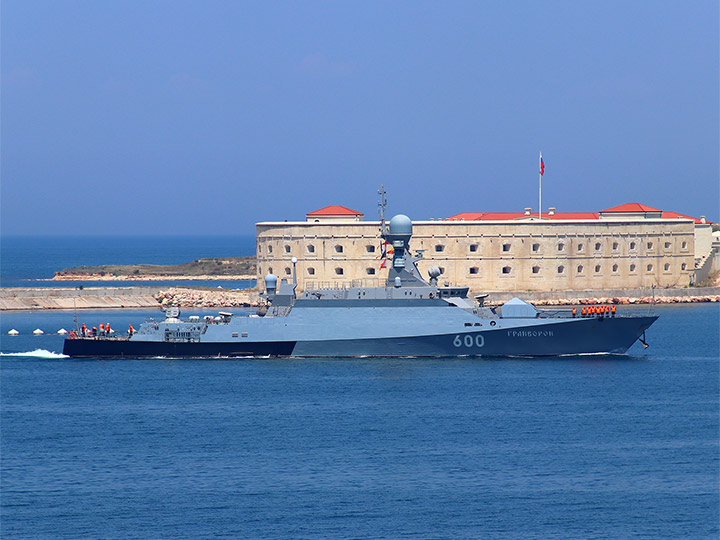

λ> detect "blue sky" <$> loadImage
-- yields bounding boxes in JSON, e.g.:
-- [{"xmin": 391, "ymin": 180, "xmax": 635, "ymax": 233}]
[{"xmin": 2, "ymin": 1, "xmax": 718, "ymax": 235}]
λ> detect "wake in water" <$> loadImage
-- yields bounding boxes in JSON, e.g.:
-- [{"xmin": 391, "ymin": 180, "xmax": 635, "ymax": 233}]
[{"xmin": 0, "ymin": 349, "xmax": 69, "ymax": 359}]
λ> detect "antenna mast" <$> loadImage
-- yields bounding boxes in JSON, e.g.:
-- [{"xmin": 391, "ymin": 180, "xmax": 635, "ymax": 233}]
[{"xmin": 378, "ymin": 185, "xmax": 388, "ymax": 235}]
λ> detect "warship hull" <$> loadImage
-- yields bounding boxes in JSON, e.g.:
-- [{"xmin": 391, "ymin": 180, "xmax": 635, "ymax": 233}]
[{"xmin": 63, "ymin": 315, "xmax": 657, "ymax": 358}]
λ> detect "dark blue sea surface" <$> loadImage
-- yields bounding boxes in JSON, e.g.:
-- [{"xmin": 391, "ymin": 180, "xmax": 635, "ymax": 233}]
[
  {"xmin": 0, "ymin": 235, "xmax": 256, "ymax": 288},
  {"xmin": 1, "ymin": 304, "xmax": 718, "ymax": 539}
]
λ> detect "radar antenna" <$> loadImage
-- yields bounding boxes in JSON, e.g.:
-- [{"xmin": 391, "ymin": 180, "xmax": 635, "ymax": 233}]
[{"xmin": 378, "ymin": 185, "xmax": 388, "ymax": 235}]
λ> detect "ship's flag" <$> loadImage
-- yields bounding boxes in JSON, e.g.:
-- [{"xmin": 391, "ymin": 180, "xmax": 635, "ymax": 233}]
[
  {"xmin": 539, "ymin": 152, "xmax": 545, "ymax": 176},
  {"xmin": 380, "ymin": 259, "xmax": 387, "ymax": 269}
]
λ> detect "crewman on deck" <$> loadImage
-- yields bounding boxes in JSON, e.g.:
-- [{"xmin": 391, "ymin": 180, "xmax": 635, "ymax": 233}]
[
  {"xmin": 572, "ymin": 307, "xmax": 577, "ymax": 318},
  {"xmin": 611, "ymin": 305, "xmax": 616, "ymax": 317},
  {"xmin": 581, "ymin": 306, "xmax": 587, "ymax": 317},
  {"xmin": 91, "ymin": 327, "xmax": 97, "ymax": 337},
  {"xmin": 106, "ymin": 323, "xmax": 111, "ymax": 336},
  {"xmin": 128, "ymin": 324, "xmax": 135, "ymax": 336},
  {"xmin": 81, "ymin": 323, "xmax": 87, "ymax": 336},
  {"xmin": 99, "ymin": 323, "xmax": 105, "ymax": 336}
]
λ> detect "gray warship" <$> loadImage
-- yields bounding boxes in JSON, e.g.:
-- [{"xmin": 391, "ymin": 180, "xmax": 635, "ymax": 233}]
[{"xmin": 63, "ymin": 191, "xmax": 657, "ymax": 358}]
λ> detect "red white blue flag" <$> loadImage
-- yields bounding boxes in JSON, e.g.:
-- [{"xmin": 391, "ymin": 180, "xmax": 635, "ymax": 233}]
[{"xmin": 539, "ymin": 152, "xmax": 545, "ymax": 176}]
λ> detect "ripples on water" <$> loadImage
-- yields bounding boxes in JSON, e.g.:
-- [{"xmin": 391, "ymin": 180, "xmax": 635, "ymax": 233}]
[{"xmin": 1, "ymin": 304, "xmax": 718, "ymax": 539}]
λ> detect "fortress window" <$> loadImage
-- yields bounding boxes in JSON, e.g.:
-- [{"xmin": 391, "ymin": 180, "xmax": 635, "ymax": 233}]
[
  {"xmin": 307, "ymin": 267, "xmax": 315, "ymax": 275},
  {"xmin": 307, "ymin": 244, "xmax": 315, "ymax": 253},
  {"xmin": 646, "ymin": 264, "xmax": 653, "ymax": 272},
  {"xmin": 629, "ymin": 241, "xmax": 636, "ymax": 250},
  {"xmin": 595, "ymin": 265, "xmax": 601, "ymax": 273},
  {"xmin": 284, "ymin": 245, "xmax": 291, "ymax": 253},
  {"xmin": 681, "ymin": 263, "xmax": 687, "ymax": 270},
  {"xmin": 268, "ymin": 267, "xmax": 273, "ymax": 274},
  {"xmin": 664, "ymin": 263, "xmax": 670, "ymax": 271},
  {"xmin": 284, "ymin": 267, "xmax": 291, "ymax": 275},
  {"xmin": 681, "ymin": 241, "xmax": 688, "ymax": 249},
  {"xmin": 335, "ymin": 267, "xmax": 344, "ymax": 275},
  {"xmin": 469, "ymin": 267, "xmax": 479, "ymax": 275},
  {"xmin": 557, "ymin": 265, "xmax": 565, "ymax": 274},
  {"xmin": 335, "ymin": 245, "xmax": 344, "ymax": 253},
  {"xmin": 469, "ymin": 244, "xmax": 478, "ymax": 252},
  {"xmin": 613, "ymin": 242, "xmax": 619, "ymax": 250},
  {"xmin": 595, "ymin": 242, "xmax": 601, "ymax": 251},
  {"xmin": 577, "ymin": 243, "xmax": 584, "ymax": 252},
  {"xmin": 366, "ymin": 245, "xmax": 375, "ymax": 253},
  {"xmin": 532, "ymin": 243, "xmax": 540, "ymax": 252},
  {"xmin": 502, "ymin": 266, "xmax": 511, "ymax": 274},
  {"xmin": 612, "ymin": 264, "xmax": 618, "ymax": 272},
  {"xmin": 629, "ymin": 264, "xmax": 636, "ymax": 272},
  {"xmin": 502, "ymin": 243, "xmax": 511, "ymax": 252},
  {"xmin": 268, "ymin": 245, "xmax": 273, "ymax": 253},
  {"xmin": 577, "ymin": 265, "xmax": 584, "ymax": 273},
  {"xmin": 664, "ymin": 242, "xmax": 671, "ymax": 249},
  {"xmin": 366, "ymin": 267, "xmax": 376, "ymax": 275},
  {"xmin": 435, "ymin": 244, "xmax": 445, "ymax": 252},
  {"xmin": 647, "ymin": 241, "xmax": 653, "ymax": 249},
  {"xmin": 532, "ymin": 266, "xmax": 540, "ymax": 274},
  {"xmin": 258, "ymin": 245, "xmax": 262, "ymax": 253},
  {"xmin": 557, "ymin": 243, "xmax": 565, "ymax": 251},
  {"xmin": 439, "ymin": 267, "xmax": 445, "ymax": 274}
]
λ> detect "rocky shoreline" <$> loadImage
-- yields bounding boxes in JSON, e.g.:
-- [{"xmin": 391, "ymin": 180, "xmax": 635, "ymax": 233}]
[
  {"xmin": 49, "ymin": 274, "xmax": 256, "ymax": 281},
  {"xmin": 1, "ymin": 285, "xmax": 719, "ymax": 311}
]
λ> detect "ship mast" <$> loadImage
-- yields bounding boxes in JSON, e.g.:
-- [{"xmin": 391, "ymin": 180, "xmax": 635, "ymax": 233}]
[{"xmin": 378, "ymin": 184, "xmax": 388, "ymax": 236}]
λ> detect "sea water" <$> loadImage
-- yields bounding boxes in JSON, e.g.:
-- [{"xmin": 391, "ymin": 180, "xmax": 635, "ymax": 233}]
[{"xmin": 1, "ymin": 303, "xmax": 718, "ymax": 539}]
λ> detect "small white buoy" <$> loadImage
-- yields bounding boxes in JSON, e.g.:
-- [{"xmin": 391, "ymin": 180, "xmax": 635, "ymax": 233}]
[
  {"xmin": 8, "ymin": 329, "xmax": 19, "ymax": 335},
  {"xmin": 33, "ymin": 329, "xmax": 44, "ymax": 335},
  {"xmin": 57, "ymin": 328, "xmax": 68, "ymax": 335}
]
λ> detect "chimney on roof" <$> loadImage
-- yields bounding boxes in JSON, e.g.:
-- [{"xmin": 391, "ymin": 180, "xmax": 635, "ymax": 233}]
[
  {"xmin": 524, "ymin": 208, "xmax": 532, "ymax": 216},
  {"xmin": 548, "ymin": 207, "xmax": 556, "ymax": 216},
  {"xmin": 701, "ymin": 216, "xmax": 706, "ymax": 223}
]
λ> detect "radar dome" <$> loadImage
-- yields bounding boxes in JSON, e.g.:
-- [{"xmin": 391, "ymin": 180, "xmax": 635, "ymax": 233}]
[
  {"xmin": 265, "ymin": 273, "xmax": 278, "ymax": 292},
  {"xmin": 389, "ymin": 214, "xmax": 412, "ymax": 236}
]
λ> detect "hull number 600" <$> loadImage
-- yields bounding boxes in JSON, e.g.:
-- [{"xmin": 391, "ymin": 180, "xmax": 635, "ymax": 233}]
[{"xmin": 453, "ymin": 334, "xmax": 485, "ymax": 348}]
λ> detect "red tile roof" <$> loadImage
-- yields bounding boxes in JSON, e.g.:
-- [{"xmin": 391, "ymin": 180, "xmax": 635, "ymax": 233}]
[
  {"xmin": 446, "ymin": 212, "xmax": 599, "ymax": 221},
  {"xmin": 661, "ymin": 211, "xmax": 705, "ymax": 224},
  {"xmin": 306, "ymin": 205, "xmax": 364, "ymax": 216},
  {"xmin": 599, "ymin": 202, "xmax": 662, "ymax": 213}
]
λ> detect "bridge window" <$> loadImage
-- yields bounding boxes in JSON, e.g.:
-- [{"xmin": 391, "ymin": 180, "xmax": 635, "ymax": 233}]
[
  {"xmin": 366, "ymin": 245, "xmax": 375, "ymax": 253},
  {"xmin": 307, "ymin": 244, "xmax": 315, "ymax": 253},
  {"xmin": 307, "ymin": 267, "xmax": 315, "ymax": 275},
  {"xmin": 469, "ymin": 267, "xmax": 479, "ymax": 275},
  {"xmin": 502, "ymin": 266, "xmax": 511, "ymax": 274},
  {"xmin": 335, "ymin": 267, "xmax": 344, "ymax": 275},
  {"xmin": 366, "ymin": 267, "xmax": 376, "ymax": 275},
  {"xmin": 335, "ymin": 245, "xmax": 344, "ymax": 253}
]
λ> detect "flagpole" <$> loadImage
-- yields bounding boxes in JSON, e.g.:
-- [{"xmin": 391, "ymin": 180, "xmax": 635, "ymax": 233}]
[{"xmin": 538, "ymin": 151, "xmax": 542, "ymax": 220}]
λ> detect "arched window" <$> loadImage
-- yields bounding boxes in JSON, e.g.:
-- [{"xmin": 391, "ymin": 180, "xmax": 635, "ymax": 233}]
[
  {"xmin": 595, "ymin": 265, "xmax": 601, "ymax": 273},
  {"xmin": 664, "ymin": 263, "xmax": 670, "ymax": 271},
  {"xmin": 647, "ymin": 264, "xmax": 653, "ymax": 272},
  {"xmin": 284, "ymin": 267, "xmax": 291, "ymax": 275},
  {"xmin": 307, "ymin": 244, "xmax": 315, "ymax": 253},
  {"xmin": 629, "ymin": 264, "xmax": 636, "ymax": 272},
  {"xmin": 577, "ymin": 265, "xmax": 584, "ymax": 273},
  {"xmin": 284, "ymin": 245, "xmax": 291, "ymax": 253},
  {"xmin": 557, "ymin": 243, "xmax": 565, "ymax": 252}
]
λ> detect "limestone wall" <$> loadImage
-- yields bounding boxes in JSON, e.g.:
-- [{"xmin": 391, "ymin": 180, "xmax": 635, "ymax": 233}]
[{"xmin": 256, "ymin": 219, "xmax": 696, "ymax": 292}]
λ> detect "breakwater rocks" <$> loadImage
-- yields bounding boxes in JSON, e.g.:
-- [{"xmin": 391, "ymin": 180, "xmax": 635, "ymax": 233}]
[{"xmin": 154, "ymin": 288, "xmax": 259, "ymax": 308}]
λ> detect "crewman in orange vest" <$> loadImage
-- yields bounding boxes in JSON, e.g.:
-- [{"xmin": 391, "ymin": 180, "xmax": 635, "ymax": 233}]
[
  {"xmin": 128, "ymin": 324, "xmax": 135, "ymax": 335},
  {"xmin": 611, "ymin": 304, "xmax": 616, "ymax": 317},
  {"xmin": 106, "ymin": 323, "xmax": 111, "ymax": 336},
  {"xmin": 81, "ymin": 323, "xmax": 87, "ymax": 336},
  {"xmin": 99, "ymin": 323, "xmax": 105, "ymax": 336},
  {"xmin": 572, "ymin": 307, "xmax": 577, "ymax": 318}
]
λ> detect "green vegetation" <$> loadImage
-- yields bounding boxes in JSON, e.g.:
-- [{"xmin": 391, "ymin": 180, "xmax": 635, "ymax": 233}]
[{"xmin": 55, "ymin": 256, "xmax": 257, "ymax": 278}]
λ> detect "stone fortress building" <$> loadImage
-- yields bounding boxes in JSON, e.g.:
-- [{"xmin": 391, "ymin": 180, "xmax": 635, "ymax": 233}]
[{"xmin": 256, "ymin": 203, "xmax": 716, "ymax": 293}]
